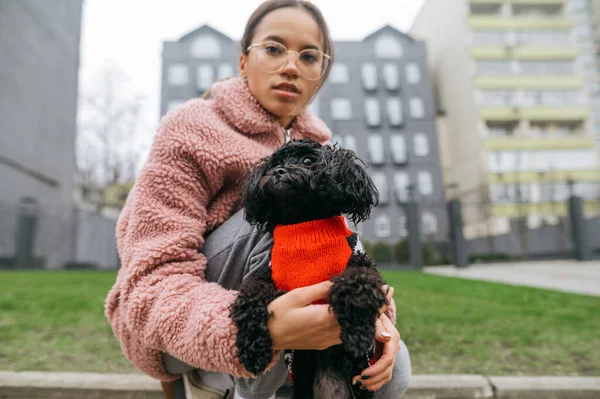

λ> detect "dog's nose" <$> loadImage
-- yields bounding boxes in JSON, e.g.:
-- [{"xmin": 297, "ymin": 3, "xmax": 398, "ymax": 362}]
[{"xmin": 274, "ymin": 167, "xmax": 286, "ymax": 177}]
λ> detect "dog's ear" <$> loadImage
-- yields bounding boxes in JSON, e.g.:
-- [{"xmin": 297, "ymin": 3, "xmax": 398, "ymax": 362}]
[
  {"xmin": 242, "ymin": 158, "xmax": 273, "ymax": 229},
  {"xmin": 311, "ymin": 145, "xmax": 379, "ymax": 224}
]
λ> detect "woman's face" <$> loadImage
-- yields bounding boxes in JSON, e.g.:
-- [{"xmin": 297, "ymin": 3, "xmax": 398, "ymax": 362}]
[{"xmin": 240, "ymin": 7, "xmax": 325, "ymax": 127}]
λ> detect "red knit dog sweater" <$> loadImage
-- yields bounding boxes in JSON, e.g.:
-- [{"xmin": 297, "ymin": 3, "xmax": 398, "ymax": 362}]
[
  {"xmin": 270, "ymin": 215, "xmax": 355, "ymax": 296},
  {"xmin": 271, "ymin": 216, "xmax": 376, "ymax": 381}
]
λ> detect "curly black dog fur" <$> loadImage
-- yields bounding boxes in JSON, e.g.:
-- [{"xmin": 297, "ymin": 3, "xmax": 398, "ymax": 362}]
[{"xmin": 230, "ymin": 139, "xmax": 389, "ymax": 399}]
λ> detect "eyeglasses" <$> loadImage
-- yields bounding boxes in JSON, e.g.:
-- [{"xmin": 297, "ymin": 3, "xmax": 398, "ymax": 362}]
[{"xmin": 246, "ymin": 41, "xmax": 330, "ymax": 81}]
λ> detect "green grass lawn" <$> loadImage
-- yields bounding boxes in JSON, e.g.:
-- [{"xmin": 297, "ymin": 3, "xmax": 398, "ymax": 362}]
[{"xmin": 0, "ymin": 270, "xmax": 599, "ymax": 376}]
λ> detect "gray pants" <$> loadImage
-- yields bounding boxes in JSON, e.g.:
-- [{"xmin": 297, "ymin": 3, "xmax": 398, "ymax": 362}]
[{"xmin": 164, "ymin": 210, "xmax": 412, "ymax": 398}]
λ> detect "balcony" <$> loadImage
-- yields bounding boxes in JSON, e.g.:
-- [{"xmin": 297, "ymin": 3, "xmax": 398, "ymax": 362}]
[
  {"xmin": 469, "ymin": 0, "xmax": 503, "ymax": 3},
  {"xmin": 491, "ymin": 202, "xmax": 600, "ymax": 217},
  {"xmin": 512, "ymin": 46, "xmax": 578, "ymax": 60},
  {"xmin": 480, "ymin": 106, "xmax": 589, "ymax": 122},
  {"xmin": 468, "ymin": 16, "xmax": 571, "ymax": 29},
  {"xmin": 469, "ymin": 0, "xmax": 565, "ymax": 4},
  {"xmin": 471, "ymin": 46, "xmax": 578, "ymax": 60},
  {"xmin": 511, "ymin": 0, "xmax": 565, "ymax": 4},
  {"xmin": 475, "ymin": 75, "xmax": 583, "ymax": 89},
  {"xmin": 480, "ymin": 107, "xmax": 520, "ymax": 121},
  {"xmin": 483, "ymin": 136, "xmax": 596, "ymax": 150},
  {"xmin": 521, "ymin": 106, "xmax": 589, "ymax": 121},
  {"xmin": 487, "ymin": 170, "xmax": 600, "ymax": 184}
]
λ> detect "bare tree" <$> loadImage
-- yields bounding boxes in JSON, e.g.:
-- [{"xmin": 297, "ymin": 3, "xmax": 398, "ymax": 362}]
[{"xmin": 76, "ymin": 65, "xmax": 147, "ymax": 211}]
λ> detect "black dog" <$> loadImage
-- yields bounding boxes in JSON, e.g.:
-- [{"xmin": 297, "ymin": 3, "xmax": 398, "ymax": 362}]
[{"xmin": 230, "ymin": 139, "xmax": 389, "ymax": 399}]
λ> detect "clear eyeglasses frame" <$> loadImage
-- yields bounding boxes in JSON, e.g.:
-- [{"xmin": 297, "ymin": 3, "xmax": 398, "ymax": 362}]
[{"xmin": 246, "ymin": 41, "xmax": 330, "ymax": 81}]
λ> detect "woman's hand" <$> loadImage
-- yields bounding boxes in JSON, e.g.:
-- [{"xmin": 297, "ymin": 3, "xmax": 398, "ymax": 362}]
[
  {"xmin": 352, "ymin": 313, "xmax": 401, "ymax": 392},
  {"xmin": 267, "ymin": 281, "xmax": 342, "ymax": 351}
]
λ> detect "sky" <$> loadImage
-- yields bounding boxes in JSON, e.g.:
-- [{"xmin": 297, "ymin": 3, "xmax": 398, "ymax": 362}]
[{"xmin": 79, "ymin": 0, "xmax": 425, "ymax": 155}]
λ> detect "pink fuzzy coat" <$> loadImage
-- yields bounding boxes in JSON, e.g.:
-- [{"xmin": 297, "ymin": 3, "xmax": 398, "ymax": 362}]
[{"xmin": 104, "ymin": 77, "xmax": 395, "ymax": 382}]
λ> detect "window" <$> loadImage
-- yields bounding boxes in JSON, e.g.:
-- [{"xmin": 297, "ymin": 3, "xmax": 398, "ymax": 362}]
[
  {"xmin": 573, "ymin": 183, "xmax": 600, "ymax": 200},
  {"xmin": 487, "ymin": 150, "xmax": 599, "ymax": 173},
  {"xmin": 487, "ymin": 151, "xmax": 520, "ymax": 173},
  {"xmin": 390, "ymin": 134, "xmax": 407, "ymax": 164},
  {"xmin": 197, "ymin": 65, "xmax": 214, "ymax": 91},
  {"xmin": 406, "ymin": 63, "xmax": 421, "ymax": 84},
  {"xmin": 398, "ymin": 215, "xmax": 407, "ymax": 237},
  {"xmin": 540, "ymin": 183, "xmax": 566, "ymax": 202},
  {"xmin": 167, "ymin": 100, "xmax": 184, "ymax": 112},
  {"xmin": 382, "ymin": 64, "xmax": 400, "ymax": 90},
  {"xmin": 217, "ymin": 63, "xmax": 234, "ymax": 80},
  {"xmin": 368, "ymin": 135, "xmax": 385, "ymax": 165},
  {"xmin": 386, "ymin": 98, "xmax": 404, "ymax": 127},
  {"xmin": 362, "ymin": 63, "xmax": 378, "ymax": 90},
  {"xmin": 573, "ymin": 25, "xmax": 592, "ymax": 41},
  {"xmin": 515, "ymin": 30, "xmax": 570, "ymax": 46},
  {"xmin": 371, "ymin": 172, "xmax": 389, "ymax": 204},
  {"xmin": 472, "ymin": 30, "xmax": 506, "ymax": 45},
  {"xmin": 476, "ymin": 61, "xmax": 512, "ymax": 75},
  {"xmin": 488, "ymin": 125, "xmax": 509, "ymax": 137},
  {"xmin": 520, "ymin": 90, "xmax": 538, "ymax": 107},
  {"xmin": 330, "ymin": 63, "xmax": 350, "ymax": 84},
  {"xmin": 422, "ymin": 212, "xmax": 438, "ymax": 236},
  {"xmin": 579, "ymin": 54, "xmax": 595, "ymax": 76},
  {"xmin": 409, "ymin": 97, "xmax": 425, "ymax": 119},
  {"xmin": 375, "ymin": 35, "xmax": 403, "ymax": 58},
  {"xmin": 345, "ymin": 135, "xmax": 357, "ymax": 152},
  {"xmin": 514, "ymin": 90, "xmax": 583, "ymax": 107},
  {"xmin": 496, "ymin": 183, "xmax": 532, "ymax": 203},
  {"xmin": 513, "ymin": 3, "xmax": 563, "ymax": 16},
  {"xmin": 330, "ymin": 98, "xmax": 352, "ymax": 120},
  {"xmin": 487, "ymin": 122, "xmax": 517, "ymax": 137},
  {"xmin": 374, "ymin": 215, "xmax": 391, "ymax": 238},
  {"xmin": 413, "ymin": 133, "xmax": 429, "ymax": 156},
  {"xmin": 470, "ymin": 2, "xmax": 502, "ymax": 15},
  {"xmin": 168, "ymin": 64, "xmax": 189, "ymax": 86},
  {"xmin": 364, "ymin": 98, "xmax": 381, "ymax": 127},
  {"xmin": 418, "ymin": 171, "xmax": 433, "ymax": 195},
  {"xmin": 520, "ymin": 60, "xmax": 574, "ymax": 75},
  {"xmin": 540, "ymin": 90, "xmax": 584, "ymax": 106},
  {"xmin": 191, "ymin": 35, "xmax": 221, "ymax": 58},
  {"xmin": 334, "ymin": 135, "xmax": 357, "ymax": 152},
  {"xmin": 480, "ymin": 90, "xmax": 515, "ymax": 106},
  {"xmin": 394, "ymin": 172, "xmax": 410, "ymax": 203}
]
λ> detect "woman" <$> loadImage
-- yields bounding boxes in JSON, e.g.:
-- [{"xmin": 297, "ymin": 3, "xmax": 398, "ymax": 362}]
[{"xmin": 104, "ymin": 1, "xmax": 411, "ymax": 398}]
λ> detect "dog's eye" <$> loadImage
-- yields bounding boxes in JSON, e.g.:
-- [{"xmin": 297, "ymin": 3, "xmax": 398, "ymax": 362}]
[{"xmin": 301, "ymin": 157, "xmax": 314, "ymax": 166}]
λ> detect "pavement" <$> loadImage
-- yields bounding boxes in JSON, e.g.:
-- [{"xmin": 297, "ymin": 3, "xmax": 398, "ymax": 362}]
[
  {"xmin": 424, "ymin": 259, "xmax": 600, "ymax": 297},
  {"xmin": 1, "ymin": 371, "xmax": 599, "ymax": 399}
]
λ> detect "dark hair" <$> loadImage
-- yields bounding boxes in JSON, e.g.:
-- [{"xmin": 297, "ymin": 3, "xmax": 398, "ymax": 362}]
[{"xmin": 241, "ymin": 0, "xmax": 334, "ymax": 85}]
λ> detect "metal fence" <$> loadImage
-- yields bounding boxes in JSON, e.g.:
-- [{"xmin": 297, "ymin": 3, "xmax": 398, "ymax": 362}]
[
  {"xmin": 362, "ymin": 195, "xmax": 600, "ymax": 268},
  {"xmin": 462, "ymin": 198, "xmax": 600, "ymax": 263},
  {"xmin": 2, "ymin": 193, "xmax": 598, "ymax": 270}
]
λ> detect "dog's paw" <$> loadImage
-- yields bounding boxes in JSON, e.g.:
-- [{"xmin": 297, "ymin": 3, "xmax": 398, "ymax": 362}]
[
  {"xmin": 343, "ymin": 329, "xmax": 375, "ymax": 359},
  {"xmin": 329, "ymin": 267, "xmax": 387, "ymax": 359}
]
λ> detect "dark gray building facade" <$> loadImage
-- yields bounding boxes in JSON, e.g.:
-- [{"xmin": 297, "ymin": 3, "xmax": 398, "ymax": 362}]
[
  {"xmin": 0, "ymin": 0, "xmax": 83, "ymax": 268},
  {"xmin": 160, "ymin": 25, "xmax": 239, "ymax": 116},
  {"xmin": 161, "ymin": 25, "xmax": 447, "ymax": 244}
]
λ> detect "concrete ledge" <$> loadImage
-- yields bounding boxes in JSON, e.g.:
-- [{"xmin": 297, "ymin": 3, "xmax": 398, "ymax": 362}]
[
  {"xmin": 0, "ymin": 371, "xmax": 163, "ymax": 399},
  {"xmin": 489, "ymin": 376, "xmax": 600, "ymax": 399},
  {"xmin": 1, "ymin": 372, "xmax": 599, "ymax": 399},
  {"xmin": 405, "ymin": 375, "xmax": 493, "ymax": 398}
]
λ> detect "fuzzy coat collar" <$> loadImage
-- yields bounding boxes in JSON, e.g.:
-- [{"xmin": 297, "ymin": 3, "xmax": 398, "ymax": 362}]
[{"xmin": 211, "ymin": 77, "xmax": 331, "ymax": 143}]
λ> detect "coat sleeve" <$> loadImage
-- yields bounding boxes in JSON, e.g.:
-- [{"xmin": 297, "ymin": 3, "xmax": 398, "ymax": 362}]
[{"xmin": 104, "ymin": 106, "xmax": 279, "ymax": 380}]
